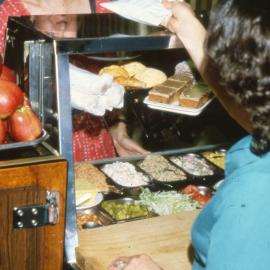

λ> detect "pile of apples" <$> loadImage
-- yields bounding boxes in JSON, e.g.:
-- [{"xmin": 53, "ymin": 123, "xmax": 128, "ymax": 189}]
[{"xmin": 0, "ymin": 55, "xmax": 42, "ymax": 144}]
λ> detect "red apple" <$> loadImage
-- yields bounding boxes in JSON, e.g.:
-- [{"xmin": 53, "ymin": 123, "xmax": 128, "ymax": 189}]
[
  {"xmin": 0, "ymin": 119, "xmax": 7, "ymax": 144},
  {"xmin": 0, "ymin": 65, "xmax": 16, "ymax": 82},
  {"xmin": 0, "ymin": 80, "xmax": 24, "ymax": 119},
  {"xmin": 9, "ymin": 106, "xmax": 42, "ymax": 142},
  {"xmin": 0, "ymin": 54, "xmax": 2, "ymax": 75}
]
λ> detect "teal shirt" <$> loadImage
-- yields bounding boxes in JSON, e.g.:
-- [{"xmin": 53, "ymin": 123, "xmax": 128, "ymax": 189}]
[{"xmin": 192, "ymin": 135, "xmax": 270, "ymax": 270}]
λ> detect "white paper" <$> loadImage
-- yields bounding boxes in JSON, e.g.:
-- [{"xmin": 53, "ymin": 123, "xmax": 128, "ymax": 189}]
[{"xmin": 101, "ymin": 0, "xmax": 172, "ymax": 26}]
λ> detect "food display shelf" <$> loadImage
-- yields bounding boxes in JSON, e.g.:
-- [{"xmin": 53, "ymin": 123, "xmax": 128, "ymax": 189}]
[{"xmin": 0, "ymin": 129, "xmax": 49, "ymax": 151}]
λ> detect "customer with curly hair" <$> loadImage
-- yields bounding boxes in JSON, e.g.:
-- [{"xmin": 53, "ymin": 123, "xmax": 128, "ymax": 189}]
[{"xmin": 108, "ymin": 1, "xmax": 270, "ymax": 269}]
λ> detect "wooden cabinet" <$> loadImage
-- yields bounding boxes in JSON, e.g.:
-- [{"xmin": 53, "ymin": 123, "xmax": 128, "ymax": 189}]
[{"xmin": 0, "ymin": 157, "xmax": 67, "ymax": 270}]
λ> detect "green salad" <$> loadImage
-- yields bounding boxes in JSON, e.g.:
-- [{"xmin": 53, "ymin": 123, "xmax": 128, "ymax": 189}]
[{"xmin": 139, "ymin": 188, "xmax": 199, "ymax": 216}]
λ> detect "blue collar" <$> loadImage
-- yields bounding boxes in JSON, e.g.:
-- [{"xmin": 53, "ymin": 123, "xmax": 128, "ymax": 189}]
[{"xmin": 226, "ymin": 135, "xmax": 270, "ymax": 176}]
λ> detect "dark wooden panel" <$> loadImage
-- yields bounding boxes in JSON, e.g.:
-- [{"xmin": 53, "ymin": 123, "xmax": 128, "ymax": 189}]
[{"xmin": 0, "ymin": 160, "xmax": 67, "ymax": 270}]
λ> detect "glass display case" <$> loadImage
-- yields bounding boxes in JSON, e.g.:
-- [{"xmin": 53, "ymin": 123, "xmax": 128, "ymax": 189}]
[{"xmin": 4, "ymin": 13, "xmax": 246, "ymax": 268}]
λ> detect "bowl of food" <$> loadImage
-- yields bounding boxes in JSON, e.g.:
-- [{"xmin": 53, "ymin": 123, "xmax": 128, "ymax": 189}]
[
  {"xmin": 101, "ymin": 197, "xmax": 155, "ymax": 222},
  {"xmin": 76, "ymin": 192, "xmax": 104, "ymax": 211},
  {"xmin": 181, "ymin": 184, "xmax": 213, "ymax": 206},
  {"xmin": 76, "ymin": 207, "xmax": 113, "ymax": 229}
]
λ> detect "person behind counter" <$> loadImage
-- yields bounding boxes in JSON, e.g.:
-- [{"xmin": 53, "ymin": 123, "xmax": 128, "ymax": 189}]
[
  {"xmin": 108, "ymin": 0, "xmax": 270, "ymax": 269},
  {"xmin": 0, "ymin": 0, "xmax": 110, "ymax": 56},
  {"xmin": 31, "ymin": 14, "xmax": 149, "ymax": 161}
]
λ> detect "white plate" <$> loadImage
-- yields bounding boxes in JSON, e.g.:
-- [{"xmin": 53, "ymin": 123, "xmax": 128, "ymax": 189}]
[
  {"xmin": 76, "ymin": 192, "xmax": 104, "ymax": 211},
  {"xmin": 143, "ymin": 96, "xmax": 214, "ymax": 116}
]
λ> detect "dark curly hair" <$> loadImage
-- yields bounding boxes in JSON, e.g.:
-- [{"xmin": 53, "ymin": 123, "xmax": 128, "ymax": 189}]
[{"xmin": 205, "ymin": 0, "xmax": 270, "ymax": 155}]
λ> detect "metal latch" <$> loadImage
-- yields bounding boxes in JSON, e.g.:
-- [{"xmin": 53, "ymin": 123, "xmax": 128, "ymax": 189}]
[{"xmin": 13, "ymin": 191, "xmax": 59, "ymax": 229}]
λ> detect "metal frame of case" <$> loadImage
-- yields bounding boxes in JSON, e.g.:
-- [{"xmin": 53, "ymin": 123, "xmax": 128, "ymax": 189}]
[{"xmin": 5, "ymin": 13, "xmax": 186, "ymax": 264}]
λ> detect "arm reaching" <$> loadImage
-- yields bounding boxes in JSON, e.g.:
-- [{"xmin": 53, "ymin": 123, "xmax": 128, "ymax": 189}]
[
  {"xmin": 109, "ymin": 122, "xmax": 149, "ymax": 157},
  {"xmin": 162, "ymin": 1, "xmax": 251, "ymax": 132}
]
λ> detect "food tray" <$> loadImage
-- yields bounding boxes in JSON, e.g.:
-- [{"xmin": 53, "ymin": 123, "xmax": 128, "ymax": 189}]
[
  {"xmin": 200, "ymin": 149, "xmax": 227, "ymax": 170},
  {"xmin": 0, "ymin": 129, "xmax": 49, "ymax": 151},
  {"xmin": 143, "ymin": 96, "xmax": 215, "ymax": 116},
  {"xmin": 100, "ymin": 197, "xmax": 156, "ymax": 223},
  {"xmin": 168, "ymin": 153, "xmax": 224, "ymax": 178},
  {"xmin": 136, "ymin": 154, "xmax": 189, "ymax": 187},
  {"xmin": 99, "ymin": 161, "xmax": 153, "ymax": 196},
  {"xmin": 76, "ymin": 207, "xmax": 114, "ymax": 229}
]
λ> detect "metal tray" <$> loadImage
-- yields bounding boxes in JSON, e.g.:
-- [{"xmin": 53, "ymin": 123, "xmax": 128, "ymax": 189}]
[
  {"xmin": 101, "ymin": 197, "xmax": 156, "ymax": 223},
  {"xmin": 77, "ymin": 207, "xmax": 114, "ymax": 229},
  {"xmin": 0, "ymin": 129, "xmax": 49, "ymax": 151},
  {"xmin": 100, "ymin": 161, "xmax": 152, "ymax": 196}
]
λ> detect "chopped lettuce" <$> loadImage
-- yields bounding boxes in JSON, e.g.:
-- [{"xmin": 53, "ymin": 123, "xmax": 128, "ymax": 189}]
[{"xmin": 139, "ymin": 188, "xmax": 199, "ymax": 216}]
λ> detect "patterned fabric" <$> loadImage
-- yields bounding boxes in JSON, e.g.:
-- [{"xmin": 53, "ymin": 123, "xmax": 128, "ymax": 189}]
[
  {"xmin": 0, "ymin": 0, "xmax": 29, "ymax": 55},
  {"xmin": 96, "ymin": 0, "xmax": 111, "ymax": 14},
  {"xmin": 71, "ymin": 1, "xmax": 116, "ymax": 162},
  {"xmin": 72, "ymin": 112, "xmax": 116, "ymax": 162}
]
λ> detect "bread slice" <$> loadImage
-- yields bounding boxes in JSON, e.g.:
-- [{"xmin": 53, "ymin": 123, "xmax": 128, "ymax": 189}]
[
  {"xmin": 99, "ymin": 65, "xmax": 129, "ymax": 79},
  {"xmin": 135, "ymin": 68, "xmax": 167, "ymax": 88},
  {"xmin": 74, "ymin": 163, "xmax": 109, "ymax": 192},
  {"xmin": 179, "ymin": 83, "xmax": 211, "ymax": 108},
  {"xmin": 122, "ymin": 61, "xmax": 146, "ymax": 77},
  {"xmin": 148, "ymin": 74, "xmax": 188, "ymax": 104},
  {"xmin": 114, "ymin": 76, "xmax": 146, "ymax": 89}
]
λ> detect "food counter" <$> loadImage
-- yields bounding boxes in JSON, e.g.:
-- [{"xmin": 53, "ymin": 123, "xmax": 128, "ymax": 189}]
[
  {"xmin": 3, "ymin": 13, "xmax": 244, "ymax": 270},
  {"xmin": 76, "ymin": 211, "xmax": 199, "ymax": 270}
]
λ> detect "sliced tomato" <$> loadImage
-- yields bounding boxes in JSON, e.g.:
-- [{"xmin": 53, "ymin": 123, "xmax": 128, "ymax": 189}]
[
  {"xmin": 192, "ymin": 193, "xmax": 212, "ymax": 205},
  {"xmin": 181, "ymin": 184, "xmax": 199, "ymax": 195}
]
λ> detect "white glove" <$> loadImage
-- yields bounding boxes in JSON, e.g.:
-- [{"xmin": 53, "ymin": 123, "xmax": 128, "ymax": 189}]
[{"xmin": 69, "ymin": 63, "xmax": 125, "ymax": 116}]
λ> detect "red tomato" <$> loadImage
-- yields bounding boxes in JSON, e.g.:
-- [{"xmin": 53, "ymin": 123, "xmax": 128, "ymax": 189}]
[
  {"xmin": 0, "ymin": 119, "xmax": 7, "ymax": 144},
  {"xmin": 0, "ymin": 65, "xmax": 16, "ymax": 82},
  {"xmin": 192, "ymin": 193, "xmax": 212, "ymax": 205},
  {"xmin": 181, "ymin": 184, "xmax": 199, "ymax": 195},
  {"xmin": 9, "ymin": 106, "xmax": 42, "ymax": 142},
  {"xmin": 0, "ymin": 80, "xmax": 24, "ymax": 119}
]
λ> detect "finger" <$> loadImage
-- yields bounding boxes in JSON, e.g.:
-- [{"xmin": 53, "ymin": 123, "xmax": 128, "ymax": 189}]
[
  {"xmin": 163, "ymin": 0, "xmax": 185, "ymax": 9},
  {"xmin": 108, "ymin": 256, "xmax": 131, "ymax": 270},
  {"xmin": 162, "ymin": 0, "xmax": 173, "ymax": 9},
  {"xmin": 121, "ymin": 138, "xmax": 149, "ymax": 155}
]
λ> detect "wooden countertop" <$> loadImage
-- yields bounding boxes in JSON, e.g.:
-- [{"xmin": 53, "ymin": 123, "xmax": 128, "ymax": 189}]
[{"xmin": 76, "ymin": 210, "xmax": 199, "ymax": 270}]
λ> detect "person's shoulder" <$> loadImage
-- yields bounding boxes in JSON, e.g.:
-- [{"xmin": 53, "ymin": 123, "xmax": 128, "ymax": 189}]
[{"xmin": 217, "ymin": 171, "xmax": 270, "ymax": 214}]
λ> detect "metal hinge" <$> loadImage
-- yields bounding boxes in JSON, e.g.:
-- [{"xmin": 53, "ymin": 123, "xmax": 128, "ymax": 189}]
[{"xmin": 13, "ymin": 191, "xmax": 59, "ymax": 229}]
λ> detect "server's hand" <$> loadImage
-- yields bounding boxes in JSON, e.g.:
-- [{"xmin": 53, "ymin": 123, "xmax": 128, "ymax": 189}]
[
  {"xmin": 162, "ymin": 0, "xmax": 206, "ymax": 71},
  {"xmin": 109, "ymin": 122, "xmax": 149, "ymax": 157}
]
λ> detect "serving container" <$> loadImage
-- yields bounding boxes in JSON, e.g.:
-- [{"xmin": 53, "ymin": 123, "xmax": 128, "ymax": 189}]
[
  {"xmin": 101, "ymin": 197, "xmax": 156, "ymax": 223},
  {"xmin": 77, "ymin": 207, "xmax": 114, "ymax": 229}
]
